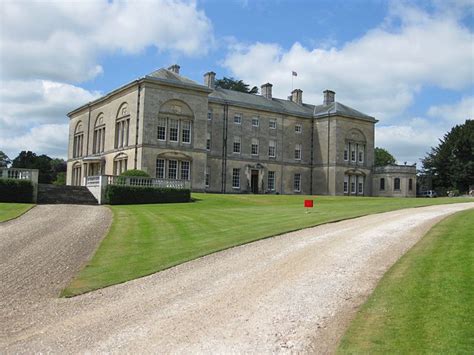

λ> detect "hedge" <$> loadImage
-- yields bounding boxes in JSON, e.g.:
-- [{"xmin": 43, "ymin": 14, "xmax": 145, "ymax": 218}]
[
  {"xmin": 106, "ymin": 185, "xmax": 191, "ymax": 205},
  {"xmin": 0, "ymin": 179, "xmax": 34, "ymax": 203}
]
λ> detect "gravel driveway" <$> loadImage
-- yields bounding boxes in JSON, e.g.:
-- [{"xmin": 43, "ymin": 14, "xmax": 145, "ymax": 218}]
[{"xmin": 1, "ymin": 202, "xmax": 473, "ymax": 353}]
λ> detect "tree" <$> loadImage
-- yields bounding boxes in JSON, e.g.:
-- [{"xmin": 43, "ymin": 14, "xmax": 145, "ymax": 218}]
[
  {"xmin": 0, "ymin": 151, "xmax": 10, "ymax": 167},
  {"xmin": 215, "ymin": 77, "xmax": 258, "ymax": 94},
  {"xmin": 422, "ymin": 120, "xmax": 474, "ymax": 193},
  {"xmin": 374, "ymin": 147, "xmax": 396, "ymax": 166},
  {"xmin": 11, "ymin": 151, "xmax": 66, "ymax": 184}
]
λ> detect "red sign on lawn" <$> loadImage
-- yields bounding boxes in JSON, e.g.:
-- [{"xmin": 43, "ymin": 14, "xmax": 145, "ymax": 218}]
[{"xmin": 304, "ymin": 199, "xmax": 314, "ymax": 208}]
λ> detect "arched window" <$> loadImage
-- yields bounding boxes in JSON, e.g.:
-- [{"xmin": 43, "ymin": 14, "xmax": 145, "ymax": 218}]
[
  {"xmin": 115, "ymin": 103, "xmax": 130, "ymax": 149},
  {"xmin": 93, "ymin": 114, "xmax": 106, "ymax": 154},
  {"xmin": 72, "ymin": 162, "xmax": 82, "ymax": 186},
  {"xmin": 394, "ymin": 177, "xmax": 401, "ymax": 190},
  {"xmin": 113, "ymin": 153, "xmax": 128, "ymax": 175},
  {"xmin": 73, "ymin": 121, "xmax": 84, "ymax": 158}
]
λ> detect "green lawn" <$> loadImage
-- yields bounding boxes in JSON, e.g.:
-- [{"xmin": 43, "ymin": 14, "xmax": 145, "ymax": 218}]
[
  {"xmin": 0, "ymin": 203, "xmax": 34, "ymax": 222},
  {"xmin": 338, "ymin": 208, "xmax": 474, "ymax": 353},
  {"xmin": 62, "ymin": 194, "xmax": 473, "ymax": 296}
]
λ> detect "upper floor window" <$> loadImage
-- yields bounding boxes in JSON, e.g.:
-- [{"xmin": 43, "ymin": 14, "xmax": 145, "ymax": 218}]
[
  {"xmin": 394, "ymin": 177, "xmax": 401, "ymax": 190},
  {"xmin": 234, "ymin": 114, "xmax": 241, "ymax": 125},
  {"xmin": 268, "ymin": 140, "xmax": 276, "ymax": 158},
  {"xmin": 169, "ymin": 119, "xmax": 179, "ymax": 142},
  {"xmin": 157, "ymin": 118, "xmax": 166, "ymax": 141},
  {"xmin": 73, "ymin": 121, "xmax": 84, "ymax": 158},
  {"xmin": 207, "ymin": 109, "xmax": 212, "ymax": 120},
  {"xmin": 344, "ymin": 143, "xmax": 349, "ymax": 161},
  {"xmin": 295, "ymin": 124, "xmax": 302, "ymax": 134},
  {"xmin": 115, "ymin": 103, "xmax": 130, "ymax": 149},
  {"xmin": 251, "ymin": 138, "xmax": 259, "ymax": 156},
  {"xmin": 269, "ymin": 119, "xmax": 277, "ymax": 129},
  {"xmin": 294, "ymin": 144, "xmax": 302, "ymax": 160},
  {"xmin": 233, "ymin": 136, "xmax": 241, "ymax": 154},
  {"xmin": 206, "ymin": 132, "xmax": 211, "ymax": 151},
  {"xmin": 252, "ymin": 117, "xmax": 259, "ymax": 127},
  {"xmin": 351, "ymin": 146, "xmax": 356, "ymax": 162},
  {"xmin": 358, "ymin": 145, "xmax": 365, "ymax": 163},
  {"xmin": 93, "ymin": 114, "xmax": 106, "ymax": 154},
  {"xmin": 181, "ymin": 121, "xmax": 191, "ymax": 144}
]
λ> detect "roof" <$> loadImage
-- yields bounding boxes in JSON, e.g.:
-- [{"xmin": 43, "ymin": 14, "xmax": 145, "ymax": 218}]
[
  {"xmin": 313, "ymin": 101, "xmax": 376, "ymax": 122},
  {"xmin": 145, "ymin": 68, "xmax": 211, "ymax": 92},
  {"xmin": 209, "ymin": 88, "xmax": 315, "ymax": 118}
]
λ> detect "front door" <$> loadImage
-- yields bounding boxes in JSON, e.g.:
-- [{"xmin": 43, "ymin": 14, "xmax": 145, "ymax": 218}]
[{"xmin": 251, "ymin": 170, "xmax": 259, "ymax": 194}]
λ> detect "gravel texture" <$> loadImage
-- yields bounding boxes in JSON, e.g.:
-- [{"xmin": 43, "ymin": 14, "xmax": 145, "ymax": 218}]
[{"xmin": 1, "ymin": 202, "xmax": 472, "ymax": 353}]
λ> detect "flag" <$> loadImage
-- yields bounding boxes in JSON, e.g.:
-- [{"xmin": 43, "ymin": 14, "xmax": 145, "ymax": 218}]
[{"xmin": 292, "ymin": 71, "xmax": 297, "ymax": 77}]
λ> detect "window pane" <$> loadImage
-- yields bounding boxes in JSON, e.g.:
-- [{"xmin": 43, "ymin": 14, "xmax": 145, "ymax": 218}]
[
  {"xmin": 182, "ymin": 121, "xmax": 191, "ymax": 143},
  {"xmin": 233, "ymin": 137, "xmax": 241, "ymax": 153},
  {"xmin": 269, "ymin": 119, "xmax": 276, "ymax": 129},
  {"xmin": 234, "ymin": 115, "xmax": 241, "ymax": 124},
  {"xmin": 232, "ymin": 168, "xmax": 240, "ymax": 188},
  {"xmin": 268, "ymin": 171, "xmax": 275, "ymax": 191},
  {"xmin": 169, "ymin": 119, "xmax": 178, "ymax": 142},
  {"xmin": 294, "ymin": 173, "xmax": 301, "ymax": 192},
  {"xmin": 156, "ymin": 159, "xmax": 165, "ymax": 179},
  {"xmin": 168, "ymin": 160, "xmax": 178, "ymax": 179},
  {"xmin": 251, "ymin": 138, "xmax": 259, "ymax": 155},
  {"xmin": 157, "ymin": 118, "xmax": 166, "ymax": 140},
  {"xmin": 180, "ymin": 161, "xmax": 190, "ymax": 180}
]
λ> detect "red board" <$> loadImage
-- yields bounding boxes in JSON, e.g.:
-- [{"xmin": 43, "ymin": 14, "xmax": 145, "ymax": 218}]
[{"xmin": 304, "ymin": 199, "xmax": 313, "ymax": 208}]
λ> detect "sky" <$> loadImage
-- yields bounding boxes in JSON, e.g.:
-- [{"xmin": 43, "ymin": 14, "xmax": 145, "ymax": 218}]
[{"xmin": 0, "ymin": 0, "xmax": 473, "ymax": 165}]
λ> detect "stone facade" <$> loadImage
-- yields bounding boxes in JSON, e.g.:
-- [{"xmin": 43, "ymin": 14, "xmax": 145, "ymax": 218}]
[
  {"xmin": 66, "ymin": 64, "xmax": 412, "ymax": 197},
  {"xmin": 372, "ymin": 165, "xmax": 417, "ymax": 197}
]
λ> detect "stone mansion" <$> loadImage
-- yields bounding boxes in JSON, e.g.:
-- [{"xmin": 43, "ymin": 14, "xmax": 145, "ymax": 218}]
[{"xmin": 67, "ymin": 64, "xmax": 416, "ymax": 197}]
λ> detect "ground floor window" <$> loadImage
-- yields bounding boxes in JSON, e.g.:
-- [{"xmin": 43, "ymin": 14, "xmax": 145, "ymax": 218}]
[
  {"xmin": 113, "ymin": 155, "xmax": 128, "ymax": 175},
  {"xmin": 156, "ymin": 158, "xmax": 191, "ymax": 180},
  {"xmin": 358, "ymin": 176, "xmax": 364, "ymax": 194},
  {"xmin": 380, "ymin": 178, "xmax": 385, "ymax": 190},
  {"xmin": 344, "ymin": 175, "xmax": 349, "ymax": 193},
  {"xmin": 72, "ymin": 163, "xmax": 82, "ymax": 186},
  {"xmin": 294, "ymin": 173, "xmax": 301, "ymax": 192},
  {"xmin": 394, "ymin": 177, "xmax": 401, "ymax": 190},
  {"xmin": 268, "ymin": 171, "xmax": 275, "ymax": 191},
  {"xmin": 409, "ymin": 178, "xmax": 413, "ymax": 191},
  {"xmin": 345, "ymin": 174, "xmax": 365, "ymax": 195},
  {"xmin": 351, "ymin": 180, "xmax": 356, "ymax": 194},
  {"xmin": 232, "ymin": 168, "xmax": 240, "ymax": 189},
  {"xmin": 205, "ymin": 166, "xmax": 210, "ymax": 187}
]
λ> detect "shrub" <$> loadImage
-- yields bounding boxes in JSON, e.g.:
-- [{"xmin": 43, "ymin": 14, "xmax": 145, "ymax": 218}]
[
  {"xmin": 120, "ymin": 169, "xmax": 150, "ymax": 177},
  {"xmin": 0, "ymin": 179, "xmax": 34, "ymax": 203},
  {"xmin": 53, "ymin": 172, "xmax": 66, "ymax": 185},
  {"xmin": 106, "ymin": 185, "xmax": 190, "ymax": 205}
]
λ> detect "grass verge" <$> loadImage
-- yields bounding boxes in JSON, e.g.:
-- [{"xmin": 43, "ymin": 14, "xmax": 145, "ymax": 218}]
[
  {"xmin": 338, "ymin": 208, "xmax": 474, "ymax": 353},
  {"xmin": 0, "ymin": 203, "xmax": 34, "ymax": 222},
  {"xmin": 62, "ymin": 194, "xmax": 472, "ymax": 297}
]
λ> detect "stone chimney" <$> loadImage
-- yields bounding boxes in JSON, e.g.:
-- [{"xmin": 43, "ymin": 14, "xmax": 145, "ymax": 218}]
[
  {"xmin": 323, "ymin": 90, "xmax": 335, "ymax": 105},
  {"xmin": 261, "ymin": 83, "xmax": 273, "ymax": 99},
  {"xmin": 204, "ymin": 71, "xmax": 216, "ymax": 89},
  {"xmin": 291, "ymin": 89, "xmax": 303, "ymax": 105},
  {"xmin": 168, "ymin": 64, "xmax": 180, "ymax": 74}
]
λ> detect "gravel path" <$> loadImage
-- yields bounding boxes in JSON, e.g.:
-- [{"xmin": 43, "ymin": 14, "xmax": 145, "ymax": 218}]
[{"xmin": 1, "ymin": 202, "xmax": 473, "ymax": 353}]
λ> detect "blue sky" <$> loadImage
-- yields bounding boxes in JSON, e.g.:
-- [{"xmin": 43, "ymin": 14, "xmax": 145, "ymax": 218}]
[{"xmin": 1, "ymin": 0, "xmax": 473, "ymax": 165}]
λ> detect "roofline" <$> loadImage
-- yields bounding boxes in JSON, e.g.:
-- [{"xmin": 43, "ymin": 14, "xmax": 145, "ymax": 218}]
[
  {"xmin": 313, "ymin": 111, "xmax": 378, "ymax": 123},
  {"xmin": 208, "ymin": 96, "xmax": 314, "ymax": 118},
  {"xmin": 67, "ymin": 76, "xmax": 212, "ymax": 118}
]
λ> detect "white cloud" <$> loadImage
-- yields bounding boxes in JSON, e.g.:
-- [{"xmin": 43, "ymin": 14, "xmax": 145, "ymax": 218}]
[
  {"xmin": 428, "ymin": 96, "xmax": 474, "ymax": 123},
  {"xmin": 222, "ymin": 4, "xmax": 473, "ymax": 121},
  {"xmin": 0, "ymin": 80, "xmax": 100, "ymax": 159},
  {"xmin": 0, "ymin": 0, "xmax": 214, "ymax": 82},
  {"xmin": 0, "ymin": 0, "xmax": 214, "ymax": 158}
]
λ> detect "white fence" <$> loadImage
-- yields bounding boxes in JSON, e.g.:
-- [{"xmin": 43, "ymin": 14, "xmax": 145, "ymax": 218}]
[
  {"xmin": 85, "ymin": 175, "xmax": 191, "ymax": 204},
  {"xmin": 0, "ymin": 168, "xmax": 39, "ymax": 202}
]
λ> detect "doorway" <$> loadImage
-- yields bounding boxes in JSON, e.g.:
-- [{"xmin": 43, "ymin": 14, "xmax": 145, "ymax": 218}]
[{"xmin": 251, "ymin": 170, "xmax": 259, "ymax": 194}]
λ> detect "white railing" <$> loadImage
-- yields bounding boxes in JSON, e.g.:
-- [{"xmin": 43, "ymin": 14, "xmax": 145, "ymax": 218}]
[
  {"xmin": 0, "ymin": 168, "xmax": 39, "ymax": 202},
  {"xmin": 0, "ymin": 167, "xmax": 38, "ymax": 181},
  {"xmin": 84, "ymin": 175, "xmax": 191, "ymax": 204},
  {"xmin": 105, "ymin": 175, "xmax": 191, "ymax": 189}
]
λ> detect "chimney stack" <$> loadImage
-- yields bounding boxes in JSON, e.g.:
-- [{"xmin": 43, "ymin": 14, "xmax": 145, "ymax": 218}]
[
  {"xmin": 204, "ymin": 71, "xmax": 216, "ymax": 89},
  {"xmin": 291, "ymin": 89, "xmax": 303, "ymax": 105},
  {"xmin": 323, "ymin": 90, "xmax": 335, "ymax": 105},
  {"xmin": 168, "ymin": 64, "xmax": 180, "ymax": 74},
  {"xmin": 261, "ymin": 83, "xmax": 273, "ymax": 99}
]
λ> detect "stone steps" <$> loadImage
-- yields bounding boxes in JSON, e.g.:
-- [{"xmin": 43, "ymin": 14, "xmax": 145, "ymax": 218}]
[{"xmin": 37, "ymin": 184, "xmax": 98, "ymax": 205}]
